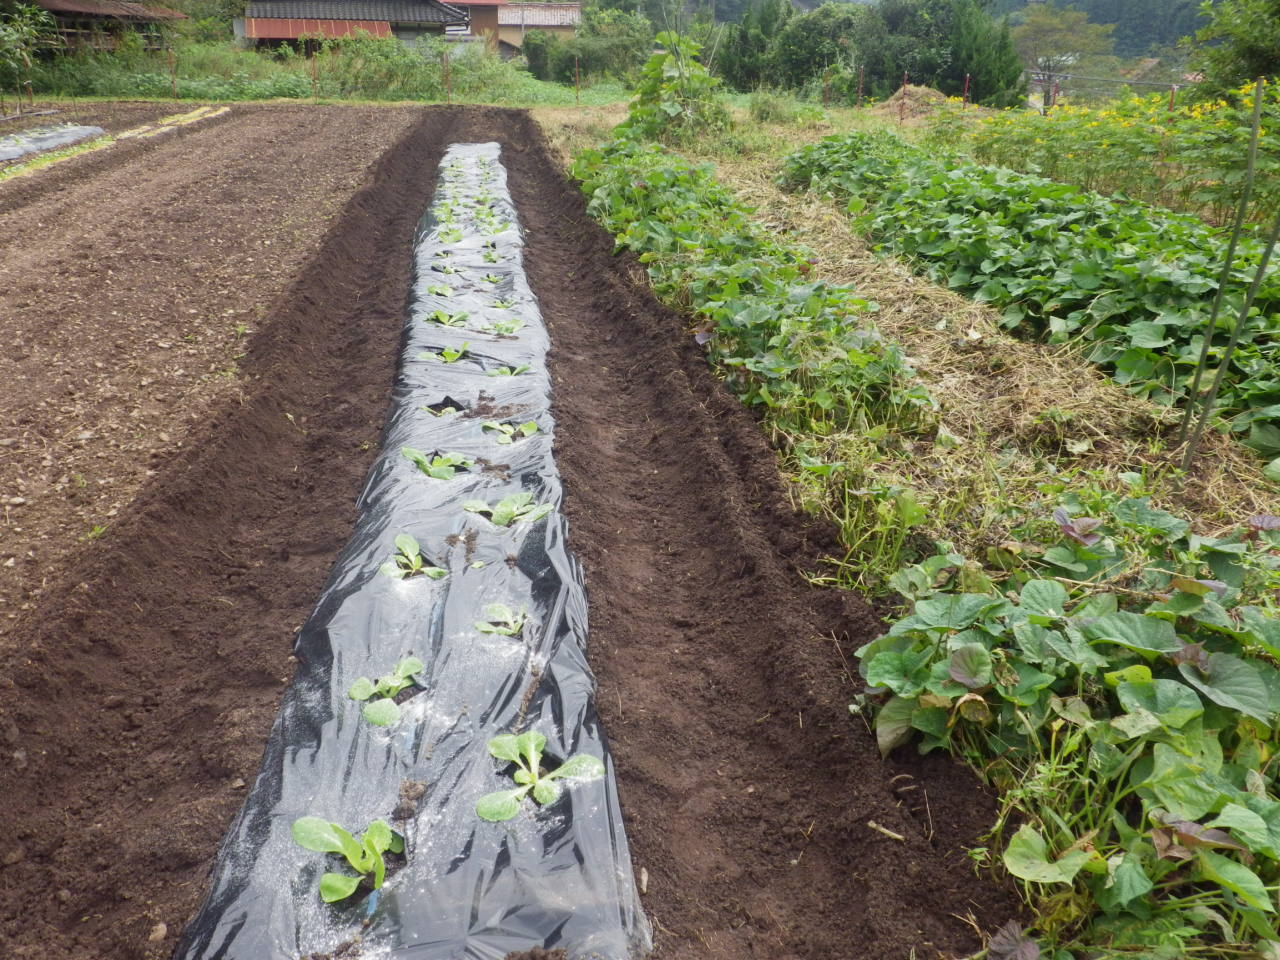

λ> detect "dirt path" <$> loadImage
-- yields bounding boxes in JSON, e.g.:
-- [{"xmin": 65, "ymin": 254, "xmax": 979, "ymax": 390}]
[{"xmin": 0, "ymin": 105, "xmax": 1014, "ymax": 960}]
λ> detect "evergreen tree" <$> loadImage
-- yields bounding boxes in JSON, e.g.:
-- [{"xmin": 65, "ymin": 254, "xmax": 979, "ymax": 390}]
[{"xmin": 1192, "ymin": 0, "xmax": 1280, "ymax": 90}]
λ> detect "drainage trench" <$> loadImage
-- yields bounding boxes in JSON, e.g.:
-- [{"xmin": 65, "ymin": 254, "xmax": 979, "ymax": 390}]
[{"xmin": 177, "ymin": 142, "xmax": 650, "ymax": 960}]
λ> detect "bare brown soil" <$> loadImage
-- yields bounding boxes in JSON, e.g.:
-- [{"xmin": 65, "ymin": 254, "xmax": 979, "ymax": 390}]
[
  {"xmin": 0, "ymin": 104, "xmax": 1015, "ymax": 960},
  {"xmin": 0, "ymin": 103, "xmax": 423, "ymax": 639}
]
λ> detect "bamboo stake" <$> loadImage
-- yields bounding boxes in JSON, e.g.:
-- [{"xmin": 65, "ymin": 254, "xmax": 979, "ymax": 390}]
[
  {"xmin": 1177, "ymin": 78, "xmax": 1266, "ymax": 445},
  {"xmin": 1182, "ymin": 208, "xmax": 1280, "ymax": 470}
]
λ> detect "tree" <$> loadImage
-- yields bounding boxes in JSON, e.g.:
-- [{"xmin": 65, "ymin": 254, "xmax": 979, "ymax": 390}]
[
  {"xmin": 0, "ymin": 2, "xmax": 56, "ymax": 96},
  {"xmin": 1192, "ymin": 0, "xmax": 1280, "ymax": 91},
  {"xmin": 1013, "ymin": 4, "xmax": 1116, "ymax": 76},
  {"xmin": 943, "ymin": 1, "xmax": 1024, "ymax": 106},
  {"xmin": 765, "ymin": 2, "xmax": 864, "ymax": 90},
  {"xmin": 717, "ymin": 0, "xmax": 792, "ymax": 90}
]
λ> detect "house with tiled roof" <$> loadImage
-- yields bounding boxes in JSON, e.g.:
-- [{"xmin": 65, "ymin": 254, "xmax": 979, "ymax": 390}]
[
  {"xmin": 496, "ymin": 3, "xmax": 579, "ymax": 57},
  {"xmin": 32, "ymin": 0, "xmax": 185, "ymax": 51},
  {"xmin": 239, "ymin": 0, "xmax": 467, "ymax": 44}
]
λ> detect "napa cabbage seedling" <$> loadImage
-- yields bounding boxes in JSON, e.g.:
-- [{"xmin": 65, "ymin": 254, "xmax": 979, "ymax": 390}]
[
  {"xmin": 292, "ymin": 817, "xmax": 404, "ymax": 902},
  {"xmin": 422, "ymin": 404, "xmax": 459, "ymax": 417},
  {"xmin": 487, "ymin": 365, "xmax": 530, "ymax": 377},
  {"xmin": 425, "ymin": 342, "xmax": 468, "ymax": 363},
  {"xmin": 475, "ymin": 603, "xmax": 525, "ymax": 636},
  {"xmin": 492, "ymin": 297, "xmax": 515, "ymax": 309},
  {"xmin": 426, "ymin": 283, "xmax": 452, "ymax": 297},
  {"xmin": 483, "ymin": 250, "xmax": 499, "ymax": 264},
  {"xmin": 482, "ymin": 420, "xmax": 539, "ymax": 444},
  {"xmin": 381, "ymin": 533, "xmax": 446, "ymax": 580},
  {"xmin": 475, "ymin": 732, "xmax": 605, "ymax": 822},
  {"xmin": 348, "ymin": 656, "xmax": 424, "ymax": 726},
  {"xmin": 439, "ymin": 227, "xmax": 463, "ymax": 243},
  {"xmin": 490, "ymin": 317, "xmax": 523, "ymax": 336},
  {"xmin": 427, "ymin": 309, "xmax": 468, "ymax": 327},
  {"xmin": 403, "ymin": 448, "xmax": 473, "ymax": 480},
  {"xmin": 482, "ymin": 273, "xmax": 502, "ymax": 284},
  {"xmin": 434, "ymin": 263, "xmax": 458, "ymax": 275},
  {"xmin": 463, "ymin": 492, "xmax": 552, "ymax": 527}
]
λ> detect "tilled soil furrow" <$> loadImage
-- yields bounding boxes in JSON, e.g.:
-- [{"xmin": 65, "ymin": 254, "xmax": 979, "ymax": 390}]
[{"xmin": 501, "ymin": 113, "xmax": 1018, "ymax": 958}]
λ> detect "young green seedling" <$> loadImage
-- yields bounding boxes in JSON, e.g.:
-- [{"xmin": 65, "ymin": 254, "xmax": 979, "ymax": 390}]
[
  {"xmin": 427, "ymin": 309, "xmax": 468, "ymax": 328},
  {"xmin": 381, "ymin": 533, "xmax": 447, "ymax": 581},
  {"xmin": 422, "ymin": 404, "xmax": 459, "ymax": 417},
  {"xmin": 348, "ymin": 656, "xmax": 425, "ymax": 726},
  {"xmin": 489, "ymin": 317, "xmax": 524, "ymax": 336},
  {"xmin": 482, "ymin": 420, "xmax": 539, "ymax": 445},
  {"xmin": 487, "ymin": 365, "xmax": 531, "ymax": 378},
  {"xmin": 482, "ymin": 273, "xmax": 502, "ymax": 284},
  {"xmin": 292, "ymin": 817, "xmax": 404, "ymax": 902},
  {"xmin": 439, "ymin": 227, "xmax": 463, "ymax": 243},
  {"xmin": 426, "ymin": 283, "xmax": 453, "ymax": 297},
  {"xmin": 463, "ymin": 492, "xmax": 553, "ymax": 527},
  {"xmin": 475, "ymin": 732, "xmax": 605, "ymax": 822},
  {"xmin": 422, "ymin": 342, "xmax": 468, "ymax": 364},
  {"xmin": 475, "ymin": 603, "xmax": 526, "ymax": 637},
  {"xmin": 483, "ymin": 250, "xmax": 499, "ymax": 264},
  {"xmin": 403, "ymin": 447, "xmax": 474, "ymax": 480},
  {"xmin": 491, "ymin": 297, "xmax": 515, "ymax": 309},
  {"xmin": 434, "ymin": 263, "xmax": 458, "ymax": 275}
]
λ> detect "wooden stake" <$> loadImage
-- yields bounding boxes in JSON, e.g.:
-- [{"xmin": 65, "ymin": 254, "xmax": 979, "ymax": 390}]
[
  {"xmin": 444, "ymin": 48, "xmax": 451, "ymax": 103},
  {"xmin": 574, "ymin": 55, "xmax": 580, "ymax": 105}
]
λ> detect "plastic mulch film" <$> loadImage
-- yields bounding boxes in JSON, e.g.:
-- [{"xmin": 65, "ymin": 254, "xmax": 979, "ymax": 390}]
[
  {"xmin": 176, "ymin": 143, "xmax": 652, "ymax": 960},
  {"xmin": 0, "ymin": 124, "xmax": 104, "ymax": 162}
]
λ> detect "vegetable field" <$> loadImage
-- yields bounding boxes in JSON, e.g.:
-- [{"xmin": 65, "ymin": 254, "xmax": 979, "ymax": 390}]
[{"xmin": 0, "ymin": 104, "xmax": 1013, "ymax": 960}]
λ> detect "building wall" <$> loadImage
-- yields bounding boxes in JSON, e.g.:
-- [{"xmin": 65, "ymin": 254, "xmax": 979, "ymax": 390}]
[
  {"xmin": 467, "ymin": 6, "xmax": 499, "ymax": 51},
  {"xmin": 496, "ymin": 22, "xmax": 574, "ymax": 50}
]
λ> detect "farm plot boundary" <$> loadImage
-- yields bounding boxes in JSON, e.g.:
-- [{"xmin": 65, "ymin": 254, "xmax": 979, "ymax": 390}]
[{"xmin": 0, "ymin": 104, "xmax": 1012, "ymax": 960}]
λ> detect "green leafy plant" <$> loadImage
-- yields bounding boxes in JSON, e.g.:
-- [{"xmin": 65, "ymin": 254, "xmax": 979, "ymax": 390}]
[
  {"xmin": 779, "ymin": 130, "xmax": 1280, "ymax": 447},
  {"xmin": 292, "ymin": 817, "xmax": 404, "ymax": 902},
  {"xmin": 463, "ymin": 492, "xmax": 553, "ymax": 527},
  {"xmin": 482, "ymin": 419, "xmax": 539, "ymax": 444},
  {"xmin": 380, "ymin": 533, "xmax": 447, "ymax": 581},
  {"xmin": 427, "ymin": 309, "xmax": 468, "ymax": 328},
  {"xmin": 426, "ymin": 283, "xmax": 452, "ymax": 297},
  {"xmin": 856, "ymin": 496, "xmax": 1280, "ymax": 955},
  {"xmin": 492, "ymin": 297, "xmax": 516, "ymax": 309},
  {"xmin": 487, "ymin": 364, "xmax": 530, "ymax": 377},
  {"xmin": 348, "ymin": 656, "xmax": 425, "ymax": 726},
  {"xmin": 616, "ymin": 31, "xmax": 732, "ymax": 144},
  {"xmin": 483, "ymin": 249, "xmax": 499, "ymax": 264},
  {"xmin": 438, "ymin": 227, "xmax": 463, "ymax": 243},
  {"xmin": 423, "ymin": 342, "xmax": 468, "ymax": 364},
  {"xmin": 475, "ymin": 732, "xmax": 605, "ymax": 822},
  {"xmin": 422, "ymin": 404, "xmax": 459, "ymax": 417},
  {"xmin": 402, "ymin": 448, "xmax": 473, "ymax": 480},
  {"xmin": 489, "ymin": 317, "xmax": 524, "ymax": 336},
  {"xmin": 482, "ymin": 273, "xmax": 502, "ymax": 284},
  {"xmin": 475, "ymin": 603, "xmax": 526, "ymax": 636}
]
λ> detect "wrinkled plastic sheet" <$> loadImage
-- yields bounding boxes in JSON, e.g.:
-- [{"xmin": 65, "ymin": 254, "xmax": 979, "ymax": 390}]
[
  {"xmin": 177, "ymin": 142, "xmax": 651, "ymax": 960},
  {"xmin": 0, "ymin": 123, "xmax": 104, "ymax": 162}
]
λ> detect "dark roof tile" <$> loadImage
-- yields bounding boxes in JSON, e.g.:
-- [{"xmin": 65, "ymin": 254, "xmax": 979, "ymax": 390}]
[{"xmin": 246, "ymin": 0, "xmax": 466, "ymax": 24}]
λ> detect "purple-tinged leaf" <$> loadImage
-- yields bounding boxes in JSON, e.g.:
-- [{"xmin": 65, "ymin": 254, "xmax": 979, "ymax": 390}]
[
  {"xmin": 1053, "ymin": 507, "xmax": 1102, "ymax": 546},
  {"xmin": 1170, "ymin": 642, "xmax": 1211, "ymax": 673},
  {"xmin": 988, "ymin": 919, "xmax": 1040, "ymax": 960},
  {"xmin": 1152, "ymin": 828, "xmax": 1193, "ymax": 861}
]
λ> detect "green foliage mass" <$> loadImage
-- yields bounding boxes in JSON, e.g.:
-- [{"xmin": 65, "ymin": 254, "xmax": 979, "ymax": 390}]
[
  {"xmin": 1193, "ymin": 0, "xmax": 1280, "ymax": 93},
  {"xmin": 780, "ymin": 131, "xmax": 1280, "ymax": 453},
  {"xmin": 858, "ymin": 492, "xmax": 1280, "ymax": 955},
  {"xmin": 717, "ymin": 0, "xmax": 1024, "ymax": 107},
  {"xmin": 615, "ymin": 31, "xmax": 732, "ymax": 141},
  {"xmin": 521, "ymin": 6, "xmax": 652, "ymax": 84}
]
